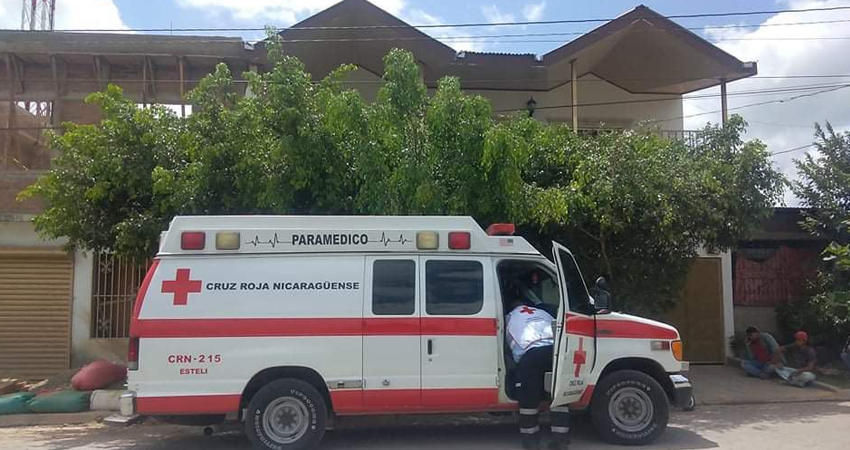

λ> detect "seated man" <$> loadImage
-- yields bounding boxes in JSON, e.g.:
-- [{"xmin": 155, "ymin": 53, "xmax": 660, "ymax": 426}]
[
  {"xmin": 776, "ymin": 331, "xmax": 818, "ymax": 387},
  {"xmin": 741, "ymin": 326, "xmax": 781, "ymax": 379},
  {"xmin": 506, "ymin": 296, "xmax": 570, "ymax": 450}
]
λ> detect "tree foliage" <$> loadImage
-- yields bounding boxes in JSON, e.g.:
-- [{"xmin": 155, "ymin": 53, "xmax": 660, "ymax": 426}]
[
  {"xmin": 21, "ymin": 38, "xmax": 785, "ymax": 314},
  {"xmin": 780, "ymin": 124, "xmax": 850, "ymax": 347}
]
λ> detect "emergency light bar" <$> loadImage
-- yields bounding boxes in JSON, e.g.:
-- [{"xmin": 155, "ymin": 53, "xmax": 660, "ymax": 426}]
[
  {"xmin": 416, "ymin": 231, "xmax": 439, "ymax": 250},
  {"xmin": 486, "ymin": 223, "xmax": 516, "ymax": 236},
  {"xmin": 181, "ymin": 231, "xmax": 206, "ymax": 250},
  {"xmin": 448, "ymin": 231, "xmax": 471, "ymax": 250}
]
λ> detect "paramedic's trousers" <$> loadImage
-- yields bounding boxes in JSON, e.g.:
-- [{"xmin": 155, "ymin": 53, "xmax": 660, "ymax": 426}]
[{"xmin": 517, "ymin": 345, "xmax": 570, "ymax": 444}]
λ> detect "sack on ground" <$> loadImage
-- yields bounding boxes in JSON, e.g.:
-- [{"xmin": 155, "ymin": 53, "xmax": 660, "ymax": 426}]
[
  {"xmin": 71, "ymin": 360, "xmax": 127, "ymax": 391},
  {"xmin": 0, "ymin": 392, "xmax": 35, "ymax": 415},
  {"xmin": 27, "ymin": 391, "xmax": 91, "ymax": 413},
  {"xmin": 89, "ymin": 390, "xmax": 123, "ymax": 411}
]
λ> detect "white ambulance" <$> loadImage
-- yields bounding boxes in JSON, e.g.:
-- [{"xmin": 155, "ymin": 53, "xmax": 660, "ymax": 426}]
[{"xmin": 126, "ymin": 216, "xmax": 692, "ymax": 449}]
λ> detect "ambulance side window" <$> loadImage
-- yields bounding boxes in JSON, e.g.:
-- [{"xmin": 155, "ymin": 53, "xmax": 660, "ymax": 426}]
[
  {"xmin": 372, "ymin": 260, "xmax": 416, "ymax": 315},
  {"xmin": 425, "ymin": 260, "xmax": 484, "ymax": 315}
]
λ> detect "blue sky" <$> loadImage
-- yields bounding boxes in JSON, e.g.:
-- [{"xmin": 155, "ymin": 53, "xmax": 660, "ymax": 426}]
[{"xmin": 1, "ymin": 0, "xmax": 849, "ymax": 204}]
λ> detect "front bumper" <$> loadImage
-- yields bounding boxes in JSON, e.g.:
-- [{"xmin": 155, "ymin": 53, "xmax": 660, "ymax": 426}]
[{"xmin": 669, "ymin": 374, "xmax": 693, "ymax": 408}]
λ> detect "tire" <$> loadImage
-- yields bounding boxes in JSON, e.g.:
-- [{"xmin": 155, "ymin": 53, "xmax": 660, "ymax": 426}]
[
  {"xmin": 590, "ymin": 369, "xmax": 669, "ymax": 446},
  {"xmin": 245, "ymin": 378, "xmax": 327, "ymax": 450}
]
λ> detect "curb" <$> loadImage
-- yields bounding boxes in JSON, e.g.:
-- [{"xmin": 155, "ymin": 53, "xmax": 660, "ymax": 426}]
[
  {"xmin": 0, "ymin": 411, "xmax": 108, "ymax": 428},
  {"xmin": 697, "ymin": 394, "xmax": 850, "ymax": 407}
]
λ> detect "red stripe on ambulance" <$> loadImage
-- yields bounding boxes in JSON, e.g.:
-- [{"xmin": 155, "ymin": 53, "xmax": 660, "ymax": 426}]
[
  {"xmin": 136, "ymin": 394, "xmax": 240, "ymax": 414},
  {"xmin": 331, "ymin": 388, "xmax": 504, "ymax": 414},
  {"xmin": 566, "ymin": 314, "xmax": 677, "ymax": 340},
  {"xmin": 131, "ymin": 317, "xmax": 498, "ymax": 338}
]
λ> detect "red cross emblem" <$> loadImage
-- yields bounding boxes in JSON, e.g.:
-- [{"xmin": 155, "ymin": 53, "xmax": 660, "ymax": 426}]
[
  {"xmin": 161, "ymin": 268, "xmax": 202, "ymax": 306},
  {"xmin": 573, "ymin": 337, "xmax": 587, "ymax": 377},
  {"xmin": 520, "ymin": 306, "xmax": 535, "ymax": 315}
]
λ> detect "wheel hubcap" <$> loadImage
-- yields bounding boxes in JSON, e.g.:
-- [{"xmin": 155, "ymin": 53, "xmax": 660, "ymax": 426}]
[
  {"xmin": 608, "ymin": 387, "xmax": 654, "ymax": 433},
  {"xmin": 262, "ymin": 397, "xmax": 310, "ymax": 444}
]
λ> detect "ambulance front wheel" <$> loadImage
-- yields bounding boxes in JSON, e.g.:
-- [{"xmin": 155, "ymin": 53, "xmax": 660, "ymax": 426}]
[
  {"xmin": 246, "ymin": 378, "xmax": 327, "ymax": 450},
  {"xmin": 590, "ymin": 369, "xmax": 669, "ymax": 446}
]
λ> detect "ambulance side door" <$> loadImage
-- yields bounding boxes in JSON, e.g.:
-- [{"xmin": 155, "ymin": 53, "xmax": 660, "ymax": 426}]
[
  {"xmin": 419, "ymin": 256, "xmax": 498, "ymax": 407},
  {"xmin": 363, "ymin": 255, "xmax": 421, "ymax": 409},
  {"xmin": 551, "ymin": 242, "xmax": 597, "ymax": 406}
]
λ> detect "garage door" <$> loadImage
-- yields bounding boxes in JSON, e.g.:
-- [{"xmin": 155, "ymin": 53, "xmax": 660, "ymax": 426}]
[
  {"xmin": 665, "ymin": 258, "xmax": 725, "ymax": 363},
  {"xmin": 0, "ymin": 250, "xmax": 73, "ymax": 378}
]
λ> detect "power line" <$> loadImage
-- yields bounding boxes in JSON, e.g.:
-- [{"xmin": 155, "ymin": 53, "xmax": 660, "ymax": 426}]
[
  {"xmin": 492, "ymin": 82, "xmax": 850, "ymax": 113},
  {"xmin": 5, "ymin": 30, "xmax": 850, "ymax": 46},
  {"xmin": 648, "ymin": 83, "xmax": 850, "ymax": 124},
  {"xmin": 770, "ymin": 144, "xmax": 815, "ymax": 156},
  {"xmin": 11, "ymin": 74, "xmax": 850, "ymax": 87},
  {"xmin": 2, "ymin": 82, "xmax": 848, "ymax": 133},
  {"xmin": 35, "ymin": 5, "xmax": 850, "ymax": 32}
]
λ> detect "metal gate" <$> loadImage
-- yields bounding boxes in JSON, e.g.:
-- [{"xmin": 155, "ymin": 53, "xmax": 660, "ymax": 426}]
[{"xmin": 91, "ymin": 253, "xmax": 150, "ymax": 339}]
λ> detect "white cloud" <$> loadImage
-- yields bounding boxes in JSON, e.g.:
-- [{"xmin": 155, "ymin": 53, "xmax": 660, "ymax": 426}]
[
  {"xmin": 405, "ymin": 9, "xmax": 485, "ymax": 52},
  {"xmin": 177, "ymin": 0, "xmax": 405, "ymax": 24},
  {"xmin": 682, "ymin": 0, "xmax": 850, "ymax": 205},
  {"xmin": 0, "ymin": 0, "xmax": 128, "ymax": 31},
  {"xmin": 523, "ymin": 2, "xmax": 546, "ymax": 22},
  {"xmin": 481, "ymin": 5, "xmax": 515, "ymax": 24}
]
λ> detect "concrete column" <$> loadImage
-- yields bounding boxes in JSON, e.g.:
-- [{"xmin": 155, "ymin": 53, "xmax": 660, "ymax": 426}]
[
  {"xmin": 570, "ymin": 59, "xmax": 578, "ymax": 132},
  {"xmin": 721, "ymin": 79, "xmax": 728, "ymax": 126},
  {"xmin": 178, "ymin": 57, "xmax": 186, "ymax": 117}
]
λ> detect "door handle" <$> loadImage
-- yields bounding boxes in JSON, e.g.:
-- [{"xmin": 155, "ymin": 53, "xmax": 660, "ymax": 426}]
[{"xmin": 427, "ymin": 339, "xmax": 433, "ymax": 355}]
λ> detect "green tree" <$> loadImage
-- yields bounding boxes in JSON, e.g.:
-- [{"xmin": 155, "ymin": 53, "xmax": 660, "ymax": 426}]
[
  {"xmin": 22, "ymin": 43, "xmax": 785, "ymax": 313},
  {"xmin": 781, "ymin": 124, "xmax": 850, "ymax": 347}
]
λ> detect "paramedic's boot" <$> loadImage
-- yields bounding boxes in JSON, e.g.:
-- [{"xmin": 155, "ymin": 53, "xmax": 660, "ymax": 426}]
[
  {"xmin": 549, "ymin": 407, "xmax": 571, "ymax": 450},
  {"xmin": 548, "ymin": 433, "xmax": 570, "ymax": 450},
  {"xmin": 522, "ymin": 433, "xmax": 541, "ymax": 450},
  {"xmin": 519, "ymin": 408, "xmax": 541, "ymax": 450}
]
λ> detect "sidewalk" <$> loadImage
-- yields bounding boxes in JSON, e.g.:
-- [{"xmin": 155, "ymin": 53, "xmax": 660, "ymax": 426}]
[{"xmin": 688, "ymin": 364, "xmax": 850, "ymax": 406}]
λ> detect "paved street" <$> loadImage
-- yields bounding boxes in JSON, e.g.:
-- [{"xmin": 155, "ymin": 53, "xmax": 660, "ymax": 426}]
[{"xmin": 2, "ymin": 401, "xmax": 849, "ymax": 450}]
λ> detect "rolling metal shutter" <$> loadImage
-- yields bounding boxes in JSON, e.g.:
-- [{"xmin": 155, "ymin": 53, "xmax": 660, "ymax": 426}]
[{"xmin": 0, "ymin": 250, "xmax": 73, "ymax": 378}]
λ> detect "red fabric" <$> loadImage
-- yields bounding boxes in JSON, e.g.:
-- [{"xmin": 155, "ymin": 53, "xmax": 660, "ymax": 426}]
[
  {"xmin": 71, "ymin": 360, "xmax": 127, "ymax": 391},
  {"xmin": 749, "ymin": 340, "xmax": 771, "ymax": 363},
  {"xmin": 795, "ymin": 331, "xmax": 809, "ymax": 341}
]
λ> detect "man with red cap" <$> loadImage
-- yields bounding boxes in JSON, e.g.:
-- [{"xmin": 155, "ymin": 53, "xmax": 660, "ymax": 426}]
[{"xmin": 775, "ymin": 331, "xmax": 818, "ymax": 387}]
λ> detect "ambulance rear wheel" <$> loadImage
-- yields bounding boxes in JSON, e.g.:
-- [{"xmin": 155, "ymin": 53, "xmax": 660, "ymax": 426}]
[
  {"xmin": 591, "ymin": 369, "xmax": 669, "ymax": 445},
  {"xmin": 246, "ymin": 378, "xmax": 327, "ymax": 450}
]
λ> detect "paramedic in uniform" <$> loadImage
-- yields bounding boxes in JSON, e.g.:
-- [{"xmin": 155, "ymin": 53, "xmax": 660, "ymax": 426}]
[{"xmin": 507, "ymin": 296, "xmax": 571, "ymax": 450}]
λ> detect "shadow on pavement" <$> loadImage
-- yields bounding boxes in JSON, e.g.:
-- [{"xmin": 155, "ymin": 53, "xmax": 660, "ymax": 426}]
[
  {"xmin": 674, "ymin": 400, "xmax": 850, "ymax": 433},
  {"xmin": 7, "ymin": 402, "xmax": 850, "ymax": 450}
]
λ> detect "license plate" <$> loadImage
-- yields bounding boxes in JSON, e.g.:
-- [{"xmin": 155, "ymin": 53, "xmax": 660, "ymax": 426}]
[{"xmin": 670, "ymin": 374, "xmax": 689, "ymax": 384}]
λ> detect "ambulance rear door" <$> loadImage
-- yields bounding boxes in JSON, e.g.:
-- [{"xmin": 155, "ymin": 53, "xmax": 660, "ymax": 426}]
[{"xmin": 550, "ymin": 242, "xmax": 596, "ymax": 405}]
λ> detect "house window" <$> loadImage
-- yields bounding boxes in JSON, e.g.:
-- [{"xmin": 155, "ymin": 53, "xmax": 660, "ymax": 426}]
[
  {"xmin": 425, "ymin": 260, "xmax": 484, "ymax": 315},
  {"xmin": 91, "ymin": 253, "xmax": 151, "ymax": 339}
]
